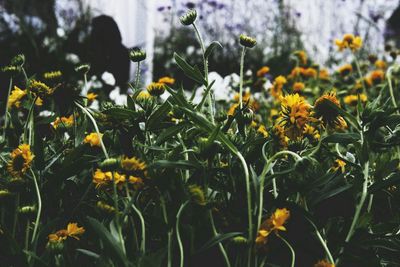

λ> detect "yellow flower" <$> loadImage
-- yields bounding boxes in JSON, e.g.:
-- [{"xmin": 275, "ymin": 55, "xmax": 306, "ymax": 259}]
[
  {"xmin": 337, "ymin": 64, "xmax": 352, "ymax": 76},
  {"xmin": 303, "ymin": 67, "xmax": 317, "ymax": 78},
  {"xmin": 374, "ymin": 59, "xmax": 386, "ymax": 69},
  {"xmin": 343, "ymin": 94, "xmax": 367, "ymax": 106},
  {"xmin": 28, "ymin": 80, "xmax": 53, "ymax": 98},
  {"xmin": 292, "ymin": 82, "xmax": 305, "ymax": 93},
  {"xmin": 52, "ymin": 115, "xmax": 74, "ymax": 129},
  {"xmin": 294, "ymin": 50, "xmax": 307, "ymax": 65},
  {"xmin": 35, "ymin": 97, "xmax": 43, "ymax": 106},
  {"xmin": 136, "ymin": 90, "xmax": 151, "ymax": 101},
  {"xmin": 256, "ymin": 66, "xmax": 270, "ymax": 77},
  {"xmin": 314, "ymin": 260, "xmax": 335, "ymax": 267},
  {"xmin": 271, "ymin": 76, "xmax": 287, "ymax": 99},
  {"xmin": 303, "ymin": 124, "xmax": 320, "ymax": 140},
  {"xmin": 7, "ymin": 144, "xmax": 34, "ymax": 178},
  {"xmin": 128, "ymin": 175, "xmax": 144, "ymax": 190},
  {"xmin": 227, "ymin": 103, "xmax": 239, "ymax": 117},
  {"xmin": 83, "ymin": 133, "xmax": 103, "ymax": 147},
  {"xmin": 279, "ymin": 94, "xmax": 311, "ymax": 139},
  {"xmin": 233, "ymin": 91, "xmax": 251, "ymax": 103},
  {"xmin": 319, "ymin": 69, "xmax": 330, "ymax": 80},
  {"xmin": 331, "ymin": 159, "xmax": 346, "ymax": 173},
  {"xmin": 158, "ymin": 76, "xmax": 175, "ymax": 85},
  {"xmin": 48, "ymin": 223, "xmax": 85, "ymax": 243},
  {"xmin": 272, "ymin": 124, "xmax": 289, "ymax": 148},
  {"xmin": 8, "ymin": 86, "xmax": 27, "ymax": 108},
  {"xmin": 87, "ymin": 92, "xmax": 98, "ymax": 102},
  {"xmin": 44, "ymin": 70, "xmax": 62, "ymax": 80},
  {"xmin": 121, "ymin": 156, "xmax": 147, "ymax": 172},
  {"xmin": 256, "ymin": 208, "xmax": 290, "ymax": 246},
  {"xmin": 335, "ymin": 34, "xmax": 362, "ymax": 51},
  {"xmin": 113, "ymin": 172, "xmax": 127, "ymax": 190},
  {"xmin": 257, "ymin": 125, "xmax": 269, "ymax": 138},
  {"xmin": 147, "ymin": 82, "xmax": 166, "ymax": 96},
  {"xmin": 92, "ymin": 169, "xmax": 112, "ymax": 188},
  {"xmin": 366, "ymin": 70, "xmax": 384, "ymax": 86},
  {"xmin": 314, "ymin": 92, "xmax": 347, "ymax": 130}
]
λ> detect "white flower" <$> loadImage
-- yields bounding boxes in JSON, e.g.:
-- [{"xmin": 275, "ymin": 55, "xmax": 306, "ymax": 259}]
[
  {"xmin": 101, "ymin": 72, "xmax": 116, "ymax": 86},
  {"xmin": 39, "ymin": 110, "xmax": 54, "ymax": 117},
  {"xmin": 65, "ymin": 53, "xmax": 79, "ymax": 64}
]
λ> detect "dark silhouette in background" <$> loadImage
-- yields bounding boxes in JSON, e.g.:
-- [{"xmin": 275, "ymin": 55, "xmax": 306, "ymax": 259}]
[{"xmin": 88, "ymin": 15, "xmax": 130, "ymax": 91}]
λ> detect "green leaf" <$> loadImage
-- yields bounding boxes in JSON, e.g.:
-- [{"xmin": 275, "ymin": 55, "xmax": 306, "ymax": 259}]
[
  {"xmin": 204, "ymin": 41, "xmax": 222, "ymax": 58},
  {"xmin": 323, "ymin": 133, "xmax": 360, "ymax": 145},
  {"xmin": 76, "ymin": 249, "xmax": 101, "ymax": 259},
  {"xmin": 155, "ymin": 123, "xmax": 187, "ymax": 145},
  {"xmin": 196, "ymin": 80, "xmax": 215, "ymax": 111},
  {"xmin": 369, "ymin": 173, "xmax": 400, "ymax": 193},
  {"xmin": 196, "ymin": 232, "xmax": 242, "ymax": 254},
  {"xmin": 150, "ymin": 160, "xmax": 201, "ymax": 170},
  {"xmin": 147, "ymin": 99, "xmax": 172, "ymax": 130},
  {"xmin": 102, "ymin": 108, "xmax": 139, "ymax": 120},
  {"xmin": 85, "ymin": 217, "xmax": 128, "ymax": 267},
  {"xmin": 174, "ymin": 52, "xmax": 207, "ymax": 85}
]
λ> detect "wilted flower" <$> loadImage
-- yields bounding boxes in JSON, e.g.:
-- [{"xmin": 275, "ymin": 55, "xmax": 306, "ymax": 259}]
[
  {"xmin": 279, "ymin": 94, "xmax": 311, "ymax": 139},
  {"xmin": 303, "ymin": 124, "xmax": 320, "ymax": 140},
  {"xmin": 314, "ymin": 92, "xmax": 347, "ymax": 130}
]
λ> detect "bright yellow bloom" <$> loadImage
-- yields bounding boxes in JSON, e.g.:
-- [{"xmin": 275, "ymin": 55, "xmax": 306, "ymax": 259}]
[
  {"xmin": 83, "ymin": 132, "xmax": 103, "ymax": 147},
  {"xmin": 158, "ymin": 76, "xmax": 175, "ymax": 85},
  {"xmin": 227, "ymin": 103, "xmax": 239, "ymax": 117},
  {"xmin": 8, "ymin": 86, "xmax": 27, "ymax": 108},
  {"xmin": 256, "ymin": 66, "xmax": 270, "ymax": 77},
  {"xmin": 128, "ymin": 175, "xmax": 144, "ymax": 190},
  {"xmin": 7, "ymin": 144, "xmax": 34, "ymax": 178},
  {"xmin": 273, "ymin": 124, "xmax": 289, "ymax": 148},
  {"xmin": 52, "ymin": 115, "xmax": 74, "ymax": 129},
  {"xmin": 257, "ymin": 125, "xmax": 269, "ymax": 138},
  {"xmin": 331, "ymin": 159, "xmax": 346, "ymax": 173},
  {"xmin": 338, "ymin": 64, "xmax": 352, "ymax": 76},
  {"xmin": 256, "ymin": 208, "xmax": 290, "ymax": 246},
  {"xmin": 303, "ymin": 67, "xmax": 317, "ymax": 78},
  {"xmin": 319, "ymin": 69, "xmax": 330, "ymax": 80},
  {"xmin": 92, "ymin": 169, "xmax": 112, "ymax": 188},
  {"xmin": 292, "ymin": 82, "xmax": 305, "ymax": 93},
  {"xmin": 343, "ymin": 94, "xmax": 367, "ymax": 106},
  {"xmin": 335, "ymin": 34, "xmax": 362, "ymax": 51},
  {"xmin": 48, "ymin": 223, "xmax": 85, "ymax": 243},
  {"xmin": 314, "ymin": 260, "xmax": 335, "ymax": 267},
  {"xmin": 87, "ymin": 92, "xmax": 98, "ymax": 102},
  {"xmin": 121, "ymin": 156, "xmax": 147, "ymax": 172},
  {"xmin": 270, "ymin": 75, "xmax": 287, "ymax": 99},
  {"xmin": 279, "ymin": 94, "xmax": 311, "ymax": 139}
]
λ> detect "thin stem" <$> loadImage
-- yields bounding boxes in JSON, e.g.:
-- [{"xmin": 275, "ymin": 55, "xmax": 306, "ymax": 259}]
[
  {"xmin": 178, "ymin": 133, "xmax": 189, "ymax": 182},
  {"xmin": 239, "ymin": 47, "xmax": 246, "ymax": 109},
  {"xmin": 135, "ymin": 62, "xmax": 141, "ymax": 90},
  {"xmin": 344, "ymin": 161, "xmax": 369, "ymax": 243},
  {"xmin": 131, "ymin": 200, "xmax": 146, "ymax": 254},
  {"xmin": 75, "ymin": 102, "xmax": 109, "ymax": 159},
  {"xmin": 30, "ymin": 169, "xmax": 42, "ymax": 244},
  {"xmin": 209, "ymin": 210, "xmax": 231, "ymax": 267},
  {"xmin": 160, "ymin": 195, "xmax": 172, "ymax": 267},
  {"xmin": 257, "ymin": 150, "xmax": 302, "ymax": 233},
  {"xmin": 193, "ymin": 22, "xmax": 214, "ymax": 123},
  {"xmin": 176, "ymin": 201, "xmax": 189, "ymax": 267},
  {"xmin": 2, "ymin": 77, "xmax": 13, "ymax": 139},
  {"xmin": 23, "ymin": 96, "xmax": 38, "ymax": 145},
  {"xmin": 353, "ymin": 54, "xmax": 366, "ymax": 92},
  {"xmin": 278, "ymin": 235, "xmax": 295, "ymax": 267}
]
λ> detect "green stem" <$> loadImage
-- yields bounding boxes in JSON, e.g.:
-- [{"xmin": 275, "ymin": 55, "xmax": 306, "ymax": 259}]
[
  {"xmin": 353, "ymin": 54, "xmax": 366, "ymax": 92},
  {"xmin": 75, "ymin": 102, "xmax": 109, "ymax": 159},
  {"xmin": 209, "ymin": 210, "xmax": 231, "ymax": 267},
  {"xmin": 2, "ymin": 77, "xmax": 13, "ymax": 140},
  {"xmin": 131, "ymin": 199, "xmax": 146, "ymax": 254},
  {"xmin": 278, "ymin": 235, "xmax": 295, "ymax": 267},
  {"xmin": 178, "ymin": 133, "xmax": 189, "ymax": 182},
  {"xmin": 30, "ymin": 169, "xmax": 42, "ymax": 244},
  {"xmin": 193, "ymin": 23, "xmax": 214, "ymax": 123},
  {"xmin": 176, "ymin": 201, "xmax": 189, "ymax": 267},
  {"xmin": 160, "ymin": 195, "xmax": 172, "ymax": 267},
  {"xmin": 239, "ymin": 47, "xmax": 247, "ymax": 109},
  {"xmin": 135, "ymin": 62, "xmax": 141, "ymax": 90}
]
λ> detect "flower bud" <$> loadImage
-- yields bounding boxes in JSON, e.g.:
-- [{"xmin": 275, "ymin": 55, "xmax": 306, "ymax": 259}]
[
  {"xmin": 75, "ymin": 64, "xmax": 90, "ymax": 75},
  {"xmin": 129, "ymin": 48, "xmax": 146, "ymax": 62},
  {"xmin": 11, "ymin": 54, "xmax": 25, "ymax": 66},
  {"xmin": 19, "ymin": 205, "xmax": 37, "ymax": 214},
  {"xmin": 1, "ymin": 65, "xmax": 21, "ymax": 75},
  {"xmin": 239, "ymin": 34, "xmax": 257, "ymax": 48},
  {"xmin": 180, "ymin": 9, "xmax": 197, "ymax": 26},
  {"xmin": 188, "ymin": 185, "xmax": 206, "ymax": 206},
  {"xmin": 96, "ymin": 201, "xmax": 116, "ymax": 214},
  {"xmin": 232, "ymin": 236, "xmax": 248, "ymax": 246},
  {"xmin": 0, "ymin": 189, "xmax": 12, "ymax": 199},
  {"xmin": 99, "ymin": 158, "xmax": 120, "ymax": 171}
]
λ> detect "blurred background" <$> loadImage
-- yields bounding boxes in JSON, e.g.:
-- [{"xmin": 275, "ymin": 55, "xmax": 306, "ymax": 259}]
[{"xmin": 0, "ymin": 0, "xmax": 400, "ymax": 98}]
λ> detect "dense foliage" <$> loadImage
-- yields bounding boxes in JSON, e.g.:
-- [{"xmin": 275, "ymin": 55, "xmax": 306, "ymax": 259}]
[{"xmin": 1, "ymin": 8, "xmax": 400, "ymax": 267}]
